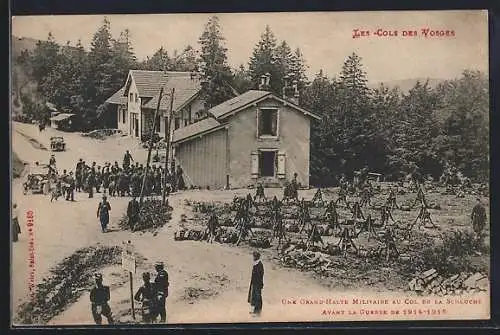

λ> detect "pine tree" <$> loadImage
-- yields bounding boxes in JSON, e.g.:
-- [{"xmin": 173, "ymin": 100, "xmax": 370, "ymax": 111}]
[
  {"xmin": 248, "ymin": 25, "xmax": 280, "ymax": 92},
  {"xmin": 143, "ymin": 47, "xmax": 169, "ymax": 71},
  {"xmin": 198, "ymin": 16, "xmax": 233, "ymax": 107},
  {"xmin": 86, "ymin": 17, "xmax": 115, "ymax": 127}
]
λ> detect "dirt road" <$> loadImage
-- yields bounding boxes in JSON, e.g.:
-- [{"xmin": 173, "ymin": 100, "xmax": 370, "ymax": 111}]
[{"xmin": 12, "ymin": 123, "xmax": 356, "ymax": 325}]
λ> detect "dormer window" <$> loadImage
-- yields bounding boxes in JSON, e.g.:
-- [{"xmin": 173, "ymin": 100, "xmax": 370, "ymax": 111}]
[
  {"xmin": 129, "ymin": 93, "xmax": 133, "ymax": 102},
  {"xmin": 134, "ymin": 94, "xmax": 138, "ymax": 103},
  {"xmin": 258, "ymin": 107, "xmax": 279, "ymax": 138}
]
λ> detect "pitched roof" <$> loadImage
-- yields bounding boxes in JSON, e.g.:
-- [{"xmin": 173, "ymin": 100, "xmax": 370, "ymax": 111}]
[
  {"xmin": 124, "ymin": 70, "xmax": 201, "ymax": 98},
  {"xmin": 207, "ymin": 90, "xmax": 321, "ymax": 120},
  {"xmin": 172, "ymin": 117, "xmax": 224, "ymax": 144},
  {"xmin": 208, "ymin": 90, "xmax": 271, "ymax": 119},
  {"xmin": 106, "ymin": 87, "xmax": 127, "ymax": 105},
  {"xmin": 143, "ymin": 76, "xmax": 201, "ymax": 112}
]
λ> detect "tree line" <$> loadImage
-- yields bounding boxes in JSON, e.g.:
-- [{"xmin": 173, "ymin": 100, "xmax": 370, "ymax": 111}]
[{"xmin": 13, "ymin": 16, "xmax": 489, "ymax": 183}]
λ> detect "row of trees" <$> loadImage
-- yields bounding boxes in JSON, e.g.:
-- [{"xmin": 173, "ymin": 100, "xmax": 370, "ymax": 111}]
[
  {"xmin": 14, "ymin": 16, "xmax": 489, "ymax": 182},
  {"xmin": 301, "ymin": 55, "xmax": 488, "ymax": 183}
]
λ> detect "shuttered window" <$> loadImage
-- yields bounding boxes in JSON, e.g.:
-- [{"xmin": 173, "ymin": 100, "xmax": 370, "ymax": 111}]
[
  {"xmin": 277, "ymin": 151, "xmax": 286, "ymax": 178},
  {"xmin": 251, "ymin": 151, "xmax": 259, "ymax": 178}
]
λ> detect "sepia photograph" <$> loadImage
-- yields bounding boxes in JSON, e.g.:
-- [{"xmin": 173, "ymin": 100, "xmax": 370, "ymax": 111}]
[{"xmin": 10, "ymin": 10, "xmax": 490, "ymax": 326}]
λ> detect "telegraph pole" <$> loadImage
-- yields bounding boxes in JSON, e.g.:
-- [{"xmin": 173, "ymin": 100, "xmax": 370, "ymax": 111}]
[
  {"xmin": 162, "ymin": 88, "xmax": 175, "ymax": 206},
  {"xmin": 139, "ymin": 87, "xmax": 163, "ymax": 207}
]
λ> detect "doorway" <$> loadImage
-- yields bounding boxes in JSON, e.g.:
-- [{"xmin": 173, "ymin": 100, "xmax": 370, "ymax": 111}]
[
  {"xmin": 134, "ymin": 118, "xmax": 139, "ymax": 137},
  {"xmin": 259, "ymin": 150, "xmax": 276, "ymax": 177}
]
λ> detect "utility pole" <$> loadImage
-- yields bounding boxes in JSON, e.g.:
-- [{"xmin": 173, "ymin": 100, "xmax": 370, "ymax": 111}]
[
  {"xmin": 162, "ymin": 88, "xmax": 175, "ymax": 206},
  {"xmin": 139, "ymin": 87, "xmax": 163, "ymax": 207}
]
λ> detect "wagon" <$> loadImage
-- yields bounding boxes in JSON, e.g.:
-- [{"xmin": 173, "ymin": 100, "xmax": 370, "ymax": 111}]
[
  {"xmin": 50, "ymin": 136, "xmax": 66, "ymax": 151},
  {"xmin": 22, "ymin": 165, "xmax": 51, "ymax": 195}
]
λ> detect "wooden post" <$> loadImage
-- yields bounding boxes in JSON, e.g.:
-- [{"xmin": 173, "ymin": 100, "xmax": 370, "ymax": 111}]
[
  {"xmin": 139, "ymin": 87, "xmax": 163, "ymax": 207},
  {"xmin": 129, "ymin": 271, "xmax": 135, "ymax": 320},
  {"xmin": 162, "ymin": 88, "xmax": 175, "ymax": 206}
]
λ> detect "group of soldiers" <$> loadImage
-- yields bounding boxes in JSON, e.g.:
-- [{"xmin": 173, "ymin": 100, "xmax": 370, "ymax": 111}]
[
  {"xmin": 90, "ymin": 261, "xmax": 169, "ymax": 324},
  {"xmin": 47, "ymin": 150, "xmax": 187, "ymax": 202}
]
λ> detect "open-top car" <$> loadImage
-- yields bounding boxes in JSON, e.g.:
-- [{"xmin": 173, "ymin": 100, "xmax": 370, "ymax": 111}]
[
  {"xmin": 23, "ymin": 165, "xmax": 52, "ymax": 195},
  {"xmin": 50, "ymin": 136, "xmax": 66, "ymax": 151}
]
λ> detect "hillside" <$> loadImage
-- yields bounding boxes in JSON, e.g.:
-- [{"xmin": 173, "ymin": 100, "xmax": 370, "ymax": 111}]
[{"xmin": 12, "ymin": 36, "xmax": 39, "ymax": 58}]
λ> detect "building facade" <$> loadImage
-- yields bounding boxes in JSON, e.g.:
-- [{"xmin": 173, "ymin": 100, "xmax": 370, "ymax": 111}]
[
  {"xmin": 172, "ymin": 89, "xmax": 320, "ymax": 189},
  {"xmin": 106, "ymin": 70, "xmax": 206, "ymax": 141}
]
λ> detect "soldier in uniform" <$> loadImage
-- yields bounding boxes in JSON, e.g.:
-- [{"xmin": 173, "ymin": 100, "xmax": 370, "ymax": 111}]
[
  {"xmin": 206, "ymin": 212, "xmax": 219, "ymax": 243},
  {"xmin": 66, "ymin": 171, "xmax": 75, "ymax": 201},
  {"xmin": 123, "ymin": 150, "xmax": 134, "ymax": 170},
  {"xmin": 102, "ymin": 167, "xmax": 110, "ymax": 194},
  {"xmin": 248, "ymin": 251, "xmax": 264, "ymax": 316},
  {"xmin": 87, "ymin": 169, "xmax": 95, "ymax": 198},
  {"xmin": 134, "ymin": 272, "xmax": 158, "ymax": 323},
  {"xmin": 75, "ymin": 159, "xmax": 84, "ymax": 192},
  {"xmin": 127, "ymin": 196, "xmax": 140, "ymax": 231},
  {"xmin": 97, "ymin": 195, "xmax": 111, "ymax": 233},
  {"xmin": 49, "ymin": 154, "xmax": 56, "ymax": 167},
  {"xmin": 176, "ymin": 165, "xmax": 185, "ymax": 191},
  {"xmin": 90, "ymin": 273, "xmax": 114, "ymax": 325},
  {"xmin": 153, "ymin": 262, "xmax": 169, "ymax": 323},
  {"xmin": 95, "ymin": 166, "xmax": 102, "ymax": 193},
  {"xmin": 471, "ymin": 198, "xmax": 487, "ymax": 242}
]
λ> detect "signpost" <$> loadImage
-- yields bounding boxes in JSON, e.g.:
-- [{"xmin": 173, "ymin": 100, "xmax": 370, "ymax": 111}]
[{"xmin": 122, "ymin": 240, "xmax": 136, "ymax": 320}]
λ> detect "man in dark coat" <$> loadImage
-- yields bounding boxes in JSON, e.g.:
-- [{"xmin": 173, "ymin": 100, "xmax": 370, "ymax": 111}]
[
  {"xmin": 90, "ymin": 273, "xmax": 114, "ymax": 325},
  {"xmin": 471, "ymin": 198, "xmax": 487, "ymax": 241},
  {"xmin": 97, "ymin": 195, "xmax": 111, "ymax": 233},
  {"xmin": 134, "ymin": 272, "xmax": 158, "ymax": 323},
  {"xmin": 127, "ymin": 196, "xmax": 140, "ymax": 231},
  {"xmin": 66, "ymin": 171, "xmax": 75, "ymax": 201},
  {"xmin": 248, "ymin": 251, "xmax": 264, "ymax": 316},
  {"xmin": 12, "ymin": 203, "xmax": 21, "ymax": 242},
  {"xmin": 153, "ymin": 261, "xmax": 169, "ymax": 323}
]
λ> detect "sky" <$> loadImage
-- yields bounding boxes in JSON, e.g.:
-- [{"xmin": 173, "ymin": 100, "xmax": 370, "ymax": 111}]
[{"xmin": 11, "ymin": 10, "xmax": 488, "ymax": 84}]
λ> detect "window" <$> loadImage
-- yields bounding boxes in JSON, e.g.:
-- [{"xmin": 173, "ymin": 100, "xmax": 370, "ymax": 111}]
[
  {"xmin": 129, "ymin": 93, "xmax": 133, "ymax": 102},
  {"xmin": 258, "ymin": 108, "xmax": 278, "ymax": 137},
  {"xmin": 258, "ymin": 151, "xmax": 277, "ymax": 177},
  {"xmin": 122, "ymin": 109, "xmax": 126, "ymax": 124},
  {"xmin": 135, "ymin": 93, "xmax": 138, "ymax": 103},
  {"xmin": 174, "ymin": 117, "xmax": 181, "ymax": 130}
]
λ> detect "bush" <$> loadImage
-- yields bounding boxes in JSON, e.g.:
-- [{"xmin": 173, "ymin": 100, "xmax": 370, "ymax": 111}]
[{"xmin": 417, "ymin": 229, "xmax": 489, "ymax": 275}]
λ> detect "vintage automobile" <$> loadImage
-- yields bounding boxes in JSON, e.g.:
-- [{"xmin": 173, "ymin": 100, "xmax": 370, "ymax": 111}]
[
  {"xmin": 50, "ymin": 136, "xmax": 66, "ymax": 151},
  {"xmin": 23, "ymin": 165, "xmax": 51, "ymax": 195}
]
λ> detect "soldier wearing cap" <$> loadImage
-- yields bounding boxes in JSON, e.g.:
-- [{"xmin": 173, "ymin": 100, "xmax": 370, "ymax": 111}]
[
  {"xmin": 90, "ymin": 273, "xmax": 114, "ymax": 325},
  {"xmin": 153, "ymin": 261, "xmax": 169, "ymax": 323},
  {"xmin": 97, "ymin": 195, "xmax": 111, "ymax": 233}
]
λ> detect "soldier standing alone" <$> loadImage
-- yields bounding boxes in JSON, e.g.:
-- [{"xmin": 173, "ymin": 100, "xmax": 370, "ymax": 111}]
[
  {"xmin": 248, "ymin": 251, "xmax": 264, "ymax": 316},
  {"xmin": 471, "ymin": 198, "xmax": 487, "ymax": 243},
  {"xmin": 90, "ymin": 273, "xmax": 114, "ymax": 325},
  {"xmin": 97, "ymin": 195, "xmax": 111, "ymax": 233}
]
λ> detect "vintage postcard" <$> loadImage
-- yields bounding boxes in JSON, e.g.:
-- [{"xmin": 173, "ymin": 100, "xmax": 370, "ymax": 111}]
[{"xmin": 10, "ymin": 10, "xmax": 490, "ymax": 326}]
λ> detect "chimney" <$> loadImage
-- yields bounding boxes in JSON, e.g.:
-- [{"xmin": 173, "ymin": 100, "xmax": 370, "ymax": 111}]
[
  {"xmin": 258, "ymin": 73, "xmax": 272, "ymax": 91},
  {"xmin": 258, "ymin": 74, "xmax": 266, "ymax": 90},
  {"xmin": 290, "ymin": 79, "xmax": 300, "ymax": 105}
]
